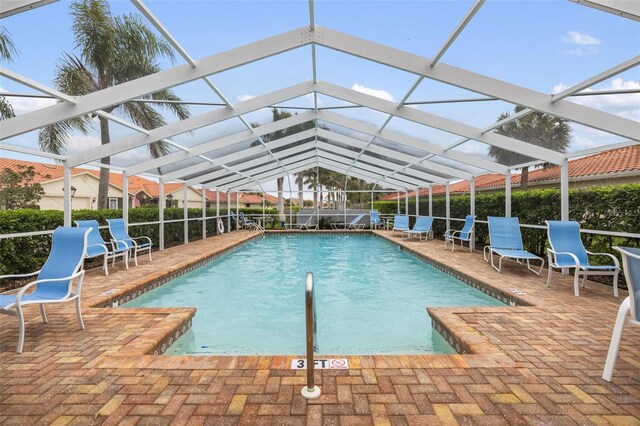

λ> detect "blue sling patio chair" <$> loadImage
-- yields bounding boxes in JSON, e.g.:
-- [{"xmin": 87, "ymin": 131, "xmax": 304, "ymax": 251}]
[
  {"xmin": 444, "ymin": 215, "xmax": 475, "ymax": 252},
  {"xmin": 392, "ymin": 215, "xmax": 409, "ymax": 237},
  {"xmin": 75, "ymin": 219, "xmax": 128, "ymax": 276},
  {"xmin": 484, "ymin": 216, "xmax": 544, "ymax": 275},
  {"xmin": 602, "ymin": 247, "xmax": 640, "ymax": 382},
  {"xmin": 403, "ymin": 216, "xmax": 434, "ymax": 241},
  {"xmin": 239, "ymin": 212, "xmax": 256, "ymax": 230},
  {"xmin": 546, "ymin": 220, "xmax": 620, "ymax": 297},
  {"xmin": 106, "ymin": 219, "xmax": 152, "ymax": 267},
  {"xmin": 230, "ymin": 211, "xmax": 238, "ymax": 230},
  {"xmin": 331, "ymin": 213, "xmax": 366, "ymax": 230},
  {"xmin": 0, "ymin": 227, "xmax": 90, "ymax": 353},
  {"xmin": 369, "ymin": 211, "xmax": 385, "ymax": 229}
]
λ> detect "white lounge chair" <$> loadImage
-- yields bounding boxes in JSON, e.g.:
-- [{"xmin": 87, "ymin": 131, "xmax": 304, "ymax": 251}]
[{"xmin": 331, "ymin": 213, "xmax": 366, "ymax": 230}]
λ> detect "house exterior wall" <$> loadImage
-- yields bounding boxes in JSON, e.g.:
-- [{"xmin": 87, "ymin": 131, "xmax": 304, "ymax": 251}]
[{"xmin": 39, "ymin": 174, "xmax": 126, "ymax": 211}]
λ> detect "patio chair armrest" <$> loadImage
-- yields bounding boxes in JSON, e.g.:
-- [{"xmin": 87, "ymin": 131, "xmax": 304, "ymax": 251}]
[
  {"xmin": 446, "ymin": 230, "xmax": 461, "ymax": 237},
  {"xmin": 586, "ymin": 251, "xmax": 620, "ymax": 268},
  {"xmin": 546, "ymin": 249, "xmax": 580, "ymax": 266},
  {"xmin": 0, "ymin": 271, "xmax": 40, "ymax": 281},
  {"xmin": 15, "ymin": 270, "xmax": 85, "ymax": 303},
  {"xmin": 110, "ymin": 238, "xmax": 130, "ymax": 250},
  {"xmin": 131, "ymin": 236, "xmax": 153, "ymax": 245}
]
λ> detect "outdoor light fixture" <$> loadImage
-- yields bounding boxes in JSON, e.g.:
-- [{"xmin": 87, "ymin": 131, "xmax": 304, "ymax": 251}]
[
  {"xmin": 62, "ymin": 186, "xmax": 77, "ymax": 198},
  {"xmin": 166, "ymin": 193, "xmax": 174, "ymax": 207}
]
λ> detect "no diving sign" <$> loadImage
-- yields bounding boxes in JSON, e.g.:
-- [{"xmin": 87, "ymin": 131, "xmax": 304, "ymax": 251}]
[{"xmin": 291, "ymin": 358, "xmax": 349, "ymax": 369}]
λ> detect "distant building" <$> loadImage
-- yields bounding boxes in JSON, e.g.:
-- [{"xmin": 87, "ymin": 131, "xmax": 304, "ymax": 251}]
[{"xmin": 0, "ymin": 158, "xmax": 276, "ymax": 210}]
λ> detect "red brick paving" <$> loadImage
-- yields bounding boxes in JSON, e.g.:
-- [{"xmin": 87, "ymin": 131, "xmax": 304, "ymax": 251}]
[{"xmin": 1, "ymin": 230, "xmax": 638, "ymax": 425}]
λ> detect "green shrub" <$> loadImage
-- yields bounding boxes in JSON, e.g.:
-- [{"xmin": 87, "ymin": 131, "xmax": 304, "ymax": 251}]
[
  {"xmin": 0, "ymin": 207, "xmax": 276, "ymax": 275},
  {"xmin": 374, "ymin": 184, "xmax": 639, "ymax": 264}
]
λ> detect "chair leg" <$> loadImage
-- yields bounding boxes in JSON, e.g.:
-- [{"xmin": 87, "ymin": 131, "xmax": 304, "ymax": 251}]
[
  {"xmin": 76, "ymin": 297, "xmax": 85, "ymax": 330},
  {"xmin": 148, "ymin": 248, "xmax": 152, "ymax": 262},
  {"xmin": 134, "ymin": 249, "xmax": 139, "ymax": 267},
  {"xmin": 613, "ymin": 270, "xmax": 619, "ymax": 298},
  {"xmin": 546, "ymin": 257, "xmax": 553, "ymax": 288},
  {"xmin": 16, "ymin": 305, "xmax": 25, "ymax": 353},
  {"xmin": 104, "ymin": 253, "xmax": 109, "ymax": 276},
  {"xmin": 573, "ymin": 268, "xmax": 581, "ymax": 297},
  {"xmin": 39, "ymin": 304, "xmax": 48, "ymax": 323},
  {"xmin": 124, "ymin": 251, "xmax": 129, "ymax": 270},
  {"xmin": 602, "ymin": 297, "xmax": 630, "ymax": 382}
]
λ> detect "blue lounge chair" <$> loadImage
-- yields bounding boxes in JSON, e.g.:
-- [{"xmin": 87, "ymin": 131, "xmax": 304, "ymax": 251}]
[
  {"xmin": 75, "ymin": 220, "xmax": 128, "ymax": 276},
  {"xmin": 403, "ymin": 216, "xmax": 434, "ymax": 241},
  {"xmin": 370, "ymin": 211, "xmax": 385, "ymax": 229},
  {"xmin": 444, "ymin": 215, "xmax": 475, "ymax": 252},
  {"xmin": 546, "ymin": 220, "xmax": 620, "ymax": 297},
  {"xmin": 106, "ymin": 219, "xmax": 152, "ymax": 266},
  {"xmin": 0, "ymin": 227, "xmax": 90, "ymax": 353},
  {"xmin": 484, "ymin": 216, "xmax": 544, "ymax": 275},
  {"xmin": 239, "ymin": 212, "xmax": 255, "ymax": 230},
  {"xmin": 331, "ymin": 213, "xmax": 366, "ymax": 230},
  {"xmin": 392, "ymin": 215, "xmax": 409, "ymax": 237},
  {"xmin": 603, "ymin": 247, "xmax": 640, "ymax": 382}
]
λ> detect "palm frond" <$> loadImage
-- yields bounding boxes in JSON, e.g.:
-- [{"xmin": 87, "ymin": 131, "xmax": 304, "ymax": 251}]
[
  {"xmin": 38, "ymin": 115, "xmax": 94, "ymax": 155},
  {"xmin": 0, "ymin": 96, "xmax": 15, "ymax": 120},
  {"xmin": 70, "ymin": 0, "xmax": 115, "ymax": 76},
  {"xmin": 54, "ymin": 53, "xmax": 99, "ymax": 96},
  {"xmin": 0, "ymin": 27, "xmax": 18, "ymax": 62}
]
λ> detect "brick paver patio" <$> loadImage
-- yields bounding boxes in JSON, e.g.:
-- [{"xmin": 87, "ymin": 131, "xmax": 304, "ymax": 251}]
[{"xmin": 1, "ymin": 230, "xmax": 638, "ymax": 425}]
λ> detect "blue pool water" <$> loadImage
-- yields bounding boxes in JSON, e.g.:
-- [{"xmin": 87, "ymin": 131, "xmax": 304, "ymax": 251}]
[{"xmin": 124, "ymin": 235, "xmax": 503, "ymax": 355}]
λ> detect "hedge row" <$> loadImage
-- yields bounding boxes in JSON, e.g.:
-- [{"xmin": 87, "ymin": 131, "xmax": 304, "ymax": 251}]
[
  {"xmin": 0, "ymin": 207, "xmax": 279, "ymax": 276},
  {"xmin": 0, "ymin": 185, "xmax": 638, "ymax": 276},
  {"xmin": 374, "ymin": 184, "xmax": 640, "ymax": 264}
]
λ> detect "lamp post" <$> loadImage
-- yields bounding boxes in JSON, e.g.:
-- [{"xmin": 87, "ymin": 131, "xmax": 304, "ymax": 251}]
[{"xmin": 166, "ymin": 193, "xmax": 174, "ymax": 208}]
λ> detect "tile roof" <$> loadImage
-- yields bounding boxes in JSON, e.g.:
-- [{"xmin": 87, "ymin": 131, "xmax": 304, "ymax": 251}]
[{"xmin": 381, "ymin": 144, "xmax": 640, "ymax": 200}]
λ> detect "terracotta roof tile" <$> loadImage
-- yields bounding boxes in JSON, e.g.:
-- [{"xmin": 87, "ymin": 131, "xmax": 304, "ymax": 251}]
[{"xmin": 380, "ymin": 145, "xmax": 640, "ymax": 200}]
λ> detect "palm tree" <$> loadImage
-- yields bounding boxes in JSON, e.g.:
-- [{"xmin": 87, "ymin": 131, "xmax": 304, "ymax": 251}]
[
  {"xmin": 490, "ymin": 105, "xmax": 571, "ymax": 190},
  {"xmin": 38, "ymin": 0, "xmax": 190, "ymax": 209},
  {"xmin": 0, "ymin": 27, "xmax": 18, "ymax": 119}
]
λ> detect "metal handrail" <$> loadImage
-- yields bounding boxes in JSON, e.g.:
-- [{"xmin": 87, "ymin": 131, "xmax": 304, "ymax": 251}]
[{"xmin": 301, "ymin": 271, "xmax": 321, "ymax": 399}]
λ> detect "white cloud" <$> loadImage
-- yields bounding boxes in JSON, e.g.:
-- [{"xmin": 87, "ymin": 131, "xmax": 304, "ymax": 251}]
[
  {"xmin": 563, "ymin": 31, "xmax": 601, "ymax": 46},
  {"xmin": 562, "ymin": 31, "xmax": 601, "ymax": 56},
  {"xmin": 237, "ymin": 94, "xmax": 255, "ymax": 102},
  {"xmin": 2, "ymin": 95, "xmax": 56, "ymax": 116},
  {"xmin": 552, "ymin": 78, "xmax": 640, "ymax": 121},
  {"xmin": 351, "ymin": 83, "xmax": 395, "ymax": 103}
]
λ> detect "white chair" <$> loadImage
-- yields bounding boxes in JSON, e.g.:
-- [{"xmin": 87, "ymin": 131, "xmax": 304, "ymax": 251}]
[{"xmin": 602, "ymin": 246, "xmax": 640, "ymax": 382}]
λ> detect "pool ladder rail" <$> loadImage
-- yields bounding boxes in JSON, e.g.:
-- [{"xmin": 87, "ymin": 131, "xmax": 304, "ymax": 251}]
[
  {"xmin": 301, "ymin": 271, "xmax": 321, "ymax": 399},
  {"xmin": 251, "ymin": 223, "xmax": 265, "ymax": 236}
]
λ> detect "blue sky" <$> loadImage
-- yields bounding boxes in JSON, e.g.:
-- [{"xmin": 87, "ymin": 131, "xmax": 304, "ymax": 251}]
[{"xmin": 1, "ymin": 0, "xmax": 638, "ymax": 191}]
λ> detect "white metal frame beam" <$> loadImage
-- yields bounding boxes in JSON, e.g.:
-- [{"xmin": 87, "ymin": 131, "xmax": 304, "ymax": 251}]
[
  {"xmin": 0, "ymin": 27, "xmax": 311, "ymax": 141},
  {"xmin": 316, "ymin": 110, "xmax": 509, "ymax": 174},
  {"xmin": 317, "ymin": 81, "xmax": 566, "ymax": 165},
  {"xmin": 315, "ymin": 27, "xmax": 640, "ymax": 141},
  {"xmin": 69, "ymin": 82, "xmax": 311, "ymax": 167},
  {"xmin": 570, "ymin": 0, "xmax": 640, "ymax": 22},
  {"xmin": 174, "ymin": 129, "xmax": 317, "ymax": 184},
  {"xmin": 0, "ymin": 0, "xmax": 57, "ymax": 18},
  {"xmin": 127, "ymin": 110, "xmax": 314, "ymax": 175}
]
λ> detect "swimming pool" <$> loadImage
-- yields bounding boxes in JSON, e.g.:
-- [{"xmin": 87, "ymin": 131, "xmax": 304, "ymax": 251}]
[{"xmin": 124, "ymin": 234, "xmax": 503, "ymax": 355}]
